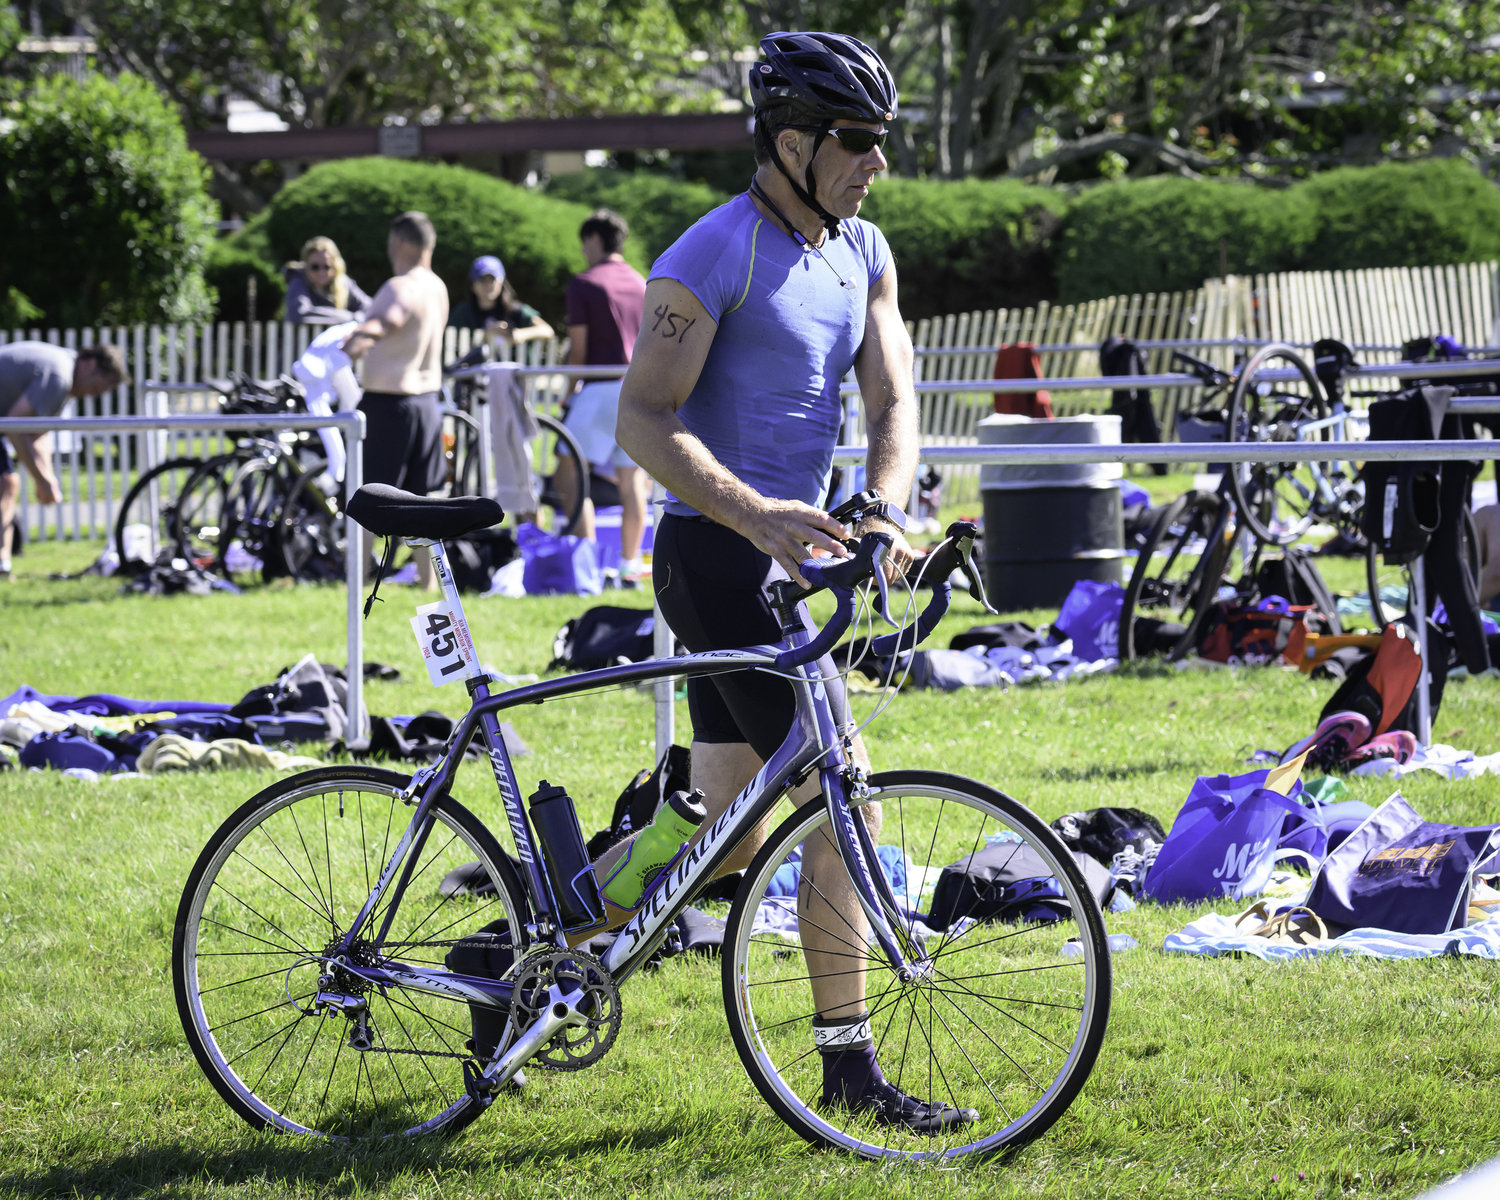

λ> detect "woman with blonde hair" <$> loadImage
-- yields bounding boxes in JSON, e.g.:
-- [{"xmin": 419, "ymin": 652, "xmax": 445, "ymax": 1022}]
[{"xmin": 283, "ymin": 236, "xmax": 373, "ymax": 325}]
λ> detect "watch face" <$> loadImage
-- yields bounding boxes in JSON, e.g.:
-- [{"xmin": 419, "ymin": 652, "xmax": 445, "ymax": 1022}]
[{"xmin": 869, "ymin": 502, "xmax": 907, "ymax": 531}]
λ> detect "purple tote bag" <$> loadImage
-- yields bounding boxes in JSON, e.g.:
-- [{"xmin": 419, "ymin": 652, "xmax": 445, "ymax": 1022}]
[
  {"xmin": 1305, "ymin": 792, "xmax": 1500, "ymax": 936},
  {"xmin": 517, "ymin": 523, "xmax": 602, "ymax": 596},
  {"xmin": 1142, "ymin": 757, "xmax": 1322, "ymax": 904}
]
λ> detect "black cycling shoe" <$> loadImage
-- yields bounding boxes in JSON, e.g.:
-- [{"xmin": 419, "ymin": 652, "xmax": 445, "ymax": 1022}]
[{"xmin": 829, "ymin": 1077, "xmax": 979, "ymax": 1136}]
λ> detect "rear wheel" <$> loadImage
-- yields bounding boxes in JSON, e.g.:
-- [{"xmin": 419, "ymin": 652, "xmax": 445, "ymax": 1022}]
[
  {"xmin": 1120, "ymin": 491, "xmax": 1236, "ymax": 660},
  {"xmin": 272, "ymin": 466, "xmax": 343, "ymax": 581},
  {"xmin": 536, "ymin": 413, "xmax": 587, "ymax": 533},
  {"xmin": 1225, "ymin": 344, "xmax": 1329, "ymax": 546},
  {"xmin": 173, "ymin": 767, "xmax": 529, "ymax": 1139},
  {"xmin": 722, "ymin": 771, "xmax": 1111, "ymax": 1161},
  {"xmin": 113, "ymin": 456, "xmax": 206, "ymax": 570}
]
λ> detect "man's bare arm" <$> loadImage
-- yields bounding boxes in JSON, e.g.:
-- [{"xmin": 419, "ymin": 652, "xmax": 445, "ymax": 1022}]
[
  {"xmin": 853, "ymin": 260, "xmax": 919, "ymax": 575},
  {"xmin": 341, "ymin": 280, "xmax": 411, "ymax": 362},
  {"xmin": 616, "ymin": 278, "xmax": 847, "ymax": 585},
  {"xmin": 566, "ymin": 325, "xmax": 588, "ymax": 367}
]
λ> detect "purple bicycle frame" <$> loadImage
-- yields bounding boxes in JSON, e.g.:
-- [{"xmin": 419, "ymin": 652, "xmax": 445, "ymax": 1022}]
[{"xmin": 327, "ymin": 542, "xmax": 921, "ymax": 1036}]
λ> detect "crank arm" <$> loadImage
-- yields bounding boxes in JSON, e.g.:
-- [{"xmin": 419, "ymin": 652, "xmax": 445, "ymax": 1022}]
[{"xmin": 488, "ymin": 981, "xmax": 589, "ymax": 1087}]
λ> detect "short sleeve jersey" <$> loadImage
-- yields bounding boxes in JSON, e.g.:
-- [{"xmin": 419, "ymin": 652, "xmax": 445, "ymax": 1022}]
[
  {"xmin": 648, "ymin": 193, "xmax": 890, "ymax": 515},
  {"xmin": 566, "ymin": 259, "xmax": 647, "ymax": 365},
  {"xmin": 0, "ymin": 342, "xmax": 76, "ymax": 418}
]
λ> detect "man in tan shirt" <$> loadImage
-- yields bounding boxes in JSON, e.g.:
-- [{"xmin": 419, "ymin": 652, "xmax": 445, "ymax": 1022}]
[{"xmin": 343, "ymin": 211, "xmax": 450, "ymax": 589}]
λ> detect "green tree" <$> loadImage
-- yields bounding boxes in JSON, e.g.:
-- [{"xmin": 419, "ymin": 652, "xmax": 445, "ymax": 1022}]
[
  {"xmin": 0, "ymin": 72, "xmax": 215, "ymax": 326},
  {"xmin": 74, "ymin": 0, "xmax": 731, "ymax": 130}
]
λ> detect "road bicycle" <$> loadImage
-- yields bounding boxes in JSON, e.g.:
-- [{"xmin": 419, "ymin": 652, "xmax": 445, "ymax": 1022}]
[
  {"xmin": 1121, "ymin": 343, "xmax": 1376, "ymax": 658},
  {"xmin": 172, "ymin": 485, "xmax": 1112, "ymax": 1160}
]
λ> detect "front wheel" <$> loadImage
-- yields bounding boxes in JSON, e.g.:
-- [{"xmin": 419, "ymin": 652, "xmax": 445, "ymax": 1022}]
[
  {"xmin": 173, "ymin": 766, "xmax": 529, "ymax": 1139},
  {"xmin": 722, "ymin": 770, "xmax": 1112, "ymax": 1161}
]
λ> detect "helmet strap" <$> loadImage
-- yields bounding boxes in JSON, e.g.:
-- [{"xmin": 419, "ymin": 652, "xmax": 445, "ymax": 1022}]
[{"xmin": 756, "ymin": 114, "xmax": 842, "ymax": 241}]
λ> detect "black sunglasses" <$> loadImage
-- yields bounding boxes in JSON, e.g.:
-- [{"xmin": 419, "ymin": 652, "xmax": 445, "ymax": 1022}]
[{"xmin": 786, "ymin": 125, "xmax": 889, "ymax": 154}]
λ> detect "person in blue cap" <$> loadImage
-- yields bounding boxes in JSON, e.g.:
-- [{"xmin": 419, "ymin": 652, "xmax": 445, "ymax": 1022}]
[{"xmin": 448, "ymin": 255, "xmax": 554, "ymax": 348}]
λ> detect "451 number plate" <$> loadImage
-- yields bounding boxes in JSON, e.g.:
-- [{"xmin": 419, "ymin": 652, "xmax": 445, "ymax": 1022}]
[{"xmin": 409, "ymin": 601, "xmax": 475, "ymax": 687}]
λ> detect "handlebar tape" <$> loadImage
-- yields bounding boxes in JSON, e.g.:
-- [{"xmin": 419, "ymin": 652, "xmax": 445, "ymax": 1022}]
[
  {"xmin": 772, "ymin": 585, "xmax": 855, "ymax": 670},
  {"xmin": 870, "ymin": 583, "xmax": 952, "ymax": 657}
]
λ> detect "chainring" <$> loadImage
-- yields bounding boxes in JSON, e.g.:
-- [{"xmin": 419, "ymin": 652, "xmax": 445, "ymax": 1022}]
[{"xmin": 509, "ymin": 948, "xmax": 621, "ymax": 1072}]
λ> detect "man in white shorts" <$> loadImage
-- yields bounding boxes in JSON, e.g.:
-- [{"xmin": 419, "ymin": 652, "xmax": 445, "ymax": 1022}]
[{"xmin": 554, "ymin": 209, "xmax": 648, "ymax": 577}]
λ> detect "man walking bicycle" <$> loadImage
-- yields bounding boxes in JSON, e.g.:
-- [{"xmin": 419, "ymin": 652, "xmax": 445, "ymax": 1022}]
[{"xmin": 615, "ymin": 32, "xmax": 973, "ymax": 1134}]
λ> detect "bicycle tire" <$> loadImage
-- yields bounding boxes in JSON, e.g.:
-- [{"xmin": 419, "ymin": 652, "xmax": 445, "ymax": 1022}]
[
  {"xmin": 1367, "ymin": 506, "xmax": 1481, "ymax": 631},
  {"xmin": 113, "ymin": 456, "xmax": 207, "ymax": 569},
  {"xmin": 722, "ymin": 770, "xmax": 1111, "ymax": 1161},
  {"xmin": 173, "ymin": 766, "xmax": 529, "ymax": 1139},
  {"xmin": 271, "ymin": 465, "xmax": 344, "ymax": 581},
  {"xmin": 215, "ymin": 454, "xmax": 291, "ymax": 584},
  {"xmin": 1120, "ymin": 491, "xmax": 1229, "ymax": 660},
  {"xmin": 1224, "ymin": 343, "xmax": 1329, "ymax": 547},
  {"xmin": 170, "ymin": 452, "xmax": 244, "ymax": 568},
  {"xmin": 448, "ymin": 409, "xmax": 484, "ymax": 498},
  {"xmin": 537, "ymin": 413, "xmax": 587, "ymax": 533}
]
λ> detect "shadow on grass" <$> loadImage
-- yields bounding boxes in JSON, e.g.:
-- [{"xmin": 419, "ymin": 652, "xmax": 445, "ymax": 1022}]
[
  {"xmin": 1039, "ymin": 759, "xmax": 1186, "ymax": 783},
  {"xmin": 0, "ymin": 1118, "xmax": 697, "ymax": 1198}
]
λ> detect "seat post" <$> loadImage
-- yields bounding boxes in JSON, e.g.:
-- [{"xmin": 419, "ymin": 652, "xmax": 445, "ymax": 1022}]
[{"xmin": 406, "ymin": 537, "xmax": 487, "ymax": 685}]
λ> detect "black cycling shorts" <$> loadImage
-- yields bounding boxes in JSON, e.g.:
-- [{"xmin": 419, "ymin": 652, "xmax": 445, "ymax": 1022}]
[
  {"xmin": 653, "ymin": 514, "xmax": 849, "ymax": 761},
  {"xmin": 359, "ymin": 390, "xmax": 444, "ymax": 494}
]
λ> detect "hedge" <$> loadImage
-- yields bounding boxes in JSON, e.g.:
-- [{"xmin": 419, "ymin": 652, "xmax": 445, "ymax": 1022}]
[
  {"xmin": 0, "ymin": 72, "xmax": 215, "ymax": 327},
  {"xmin": 1055, "ymin": 176, "xmax": 1318, "ymax": 303},
  {"xmin": 260, "ymin": 159, "xmax": 645, "ymax": 323},
  {"xmin": 546, "ymin": 170, "xmax": 727, "ymax": 269},
  {"xmin": 205, "ymin": 241, "xmax": 286, "ymax": 323},
  {"xmin": 1298, "ymin": 159, "xmax": 1500, "ymax": 272},
  {"xmin": 1056, "ymin": 160, "xmax": 1500, "ymax": 302},
  {"xmin": 860, "ymin": 177, "xmax": 1064, "ymax": 316}
]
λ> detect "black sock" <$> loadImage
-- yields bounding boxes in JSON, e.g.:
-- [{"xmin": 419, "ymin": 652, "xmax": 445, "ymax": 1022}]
[{"xmin": 814, "ymin": 1012, "xmax": 882, "ymax": 1106}]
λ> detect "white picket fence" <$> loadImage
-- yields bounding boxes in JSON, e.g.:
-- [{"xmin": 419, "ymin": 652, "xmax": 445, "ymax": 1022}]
[{"xmin": 7, "ymin": 259, "xmax": 1498, "ymax": 541}]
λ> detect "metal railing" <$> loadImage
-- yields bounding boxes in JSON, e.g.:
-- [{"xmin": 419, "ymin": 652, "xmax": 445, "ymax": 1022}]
[{"xmin": 0, "ymin": 411, "xmax": 367, "ymax": 733}]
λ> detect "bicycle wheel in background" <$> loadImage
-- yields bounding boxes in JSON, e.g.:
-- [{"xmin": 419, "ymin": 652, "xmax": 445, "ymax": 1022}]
[
  {"xmin": 215, "ymin": 455, "xmax": 291, "ymax": 584},
  {"xmin": 170, "ymin": 452, "xmax": 245, "ymax": 569},
  {"xmin": 1367, "ymin": 506, "xmax": 1481, "ymax": 631},
  {"xmin": 272, "ymin": 467, "xmax": 345, "ymax": 581},
  {"xmin": 174, "ymin": 766, "xmax": 529, "ymax": 1139},
  {"xmin": 1120, "ymin": 490, "xmax": 1236, "ymax": 660},
  {"xmin": 1225, "ymin": 344, "xmax": 1329, "ymax": 547},
  {"xmin": 447, "ymin": 409, "xmax": 485, "ymax": 498},
  {"xmin": 534, "ymin": 413, "xmax": 587, "ymax": 533},
  {"xmin": 113, "ymin": 456, "xmax": 208, "ymax": 571},
  {"xmin": 723, "ymin": 771, "xmax": 1111, "ymax": 1162}
]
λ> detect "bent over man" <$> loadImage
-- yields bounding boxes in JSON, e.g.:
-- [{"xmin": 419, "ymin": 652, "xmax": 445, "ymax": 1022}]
[
  {"xmin": 0, "ymin": 342, "xmax": 126, "ymax": 579},
  {"xmin": 613, "ymin": 33, "xmax": 974, "ymax": 1134}
]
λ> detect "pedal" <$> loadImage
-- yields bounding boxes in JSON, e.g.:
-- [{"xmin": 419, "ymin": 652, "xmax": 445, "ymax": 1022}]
[{"xmin": 463, "ymin": 1059, "xmax": 496, "ymax": 1108}]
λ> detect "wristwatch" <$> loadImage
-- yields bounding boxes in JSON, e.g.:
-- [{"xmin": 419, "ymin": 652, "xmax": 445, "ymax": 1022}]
[{"xmin": 856, "ymin": 500, "xmax": 908, "ymax": 532}]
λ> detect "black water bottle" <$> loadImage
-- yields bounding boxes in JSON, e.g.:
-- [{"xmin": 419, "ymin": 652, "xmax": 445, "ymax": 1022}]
[{"xmin": 528, "ymin": 780, "xmax": 605, "ymax": 927}]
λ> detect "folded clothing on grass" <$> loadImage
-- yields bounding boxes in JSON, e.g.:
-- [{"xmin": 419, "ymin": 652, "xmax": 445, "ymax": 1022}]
[{"xmin": 138, "ymin": 734, "xmax": 323, "ymax": 774}]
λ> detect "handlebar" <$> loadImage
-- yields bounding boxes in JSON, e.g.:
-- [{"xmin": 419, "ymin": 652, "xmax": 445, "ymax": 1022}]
[
  {"xmin": 770, "ymin": 520, "xmax": 991, "ymax": 671},
  {"xmin": 1171, "ymin": 350, "xmax": 1232, "ymax": 389}
]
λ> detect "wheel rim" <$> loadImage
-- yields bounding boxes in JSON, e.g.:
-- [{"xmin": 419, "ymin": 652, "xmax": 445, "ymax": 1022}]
[
  {"xmin": 728, "ymin": 783, "xmax": 1108, "ymax": 1160},
  {"xmin": 179, "ymin": 780, "xmax": 522, "ymax": 1137}
]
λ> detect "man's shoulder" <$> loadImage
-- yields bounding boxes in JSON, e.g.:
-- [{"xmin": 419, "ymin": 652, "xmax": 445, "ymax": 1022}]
[
  {"xmin": 657, "ymin": 195, "xmax": 757, "ymax": 262},
  {"xmin": 573, "ymin": 259, "xmax": 646, "ymax": 293}
]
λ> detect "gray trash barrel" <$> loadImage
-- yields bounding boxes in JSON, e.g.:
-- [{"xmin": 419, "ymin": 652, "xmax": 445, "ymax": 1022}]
[{"xmin": 979, "ymin": 414, "xmax": 1125, "ymax": 611}]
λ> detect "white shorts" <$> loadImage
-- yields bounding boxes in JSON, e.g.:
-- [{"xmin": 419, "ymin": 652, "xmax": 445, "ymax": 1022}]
[{"xmin": 563, "ymin": 380, "xmax": 634, "ymax": 470}]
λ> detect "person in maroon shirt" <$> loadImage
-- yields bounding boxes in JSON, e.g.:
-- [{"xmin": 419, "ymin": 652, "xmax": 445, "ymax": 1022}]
[{"xmin": 554, "ymin": 209, "xmax": 649, "ymax": 577}]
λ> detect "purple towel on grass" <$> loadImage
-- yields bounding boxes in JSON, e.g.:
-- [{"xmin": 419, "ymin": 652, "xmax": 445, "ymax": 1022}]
[{"xmin": 0, "ymin": 685, "xmax": 231, "ymax": 717}]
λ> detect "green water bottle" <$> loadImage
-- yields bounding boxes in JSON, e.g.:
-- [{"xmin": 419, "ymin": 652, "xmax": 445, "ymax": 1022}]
[{"xmin": 602, "ymin": 789, "xmax": 708, "ymax": 908}]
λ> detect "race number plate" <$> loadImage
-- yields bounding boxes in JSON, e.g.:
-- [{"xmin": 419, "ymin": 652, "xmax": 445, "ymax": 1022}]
[{"xmin": 409, "ymin": 601, "xmax": 474, "ymax": 687}]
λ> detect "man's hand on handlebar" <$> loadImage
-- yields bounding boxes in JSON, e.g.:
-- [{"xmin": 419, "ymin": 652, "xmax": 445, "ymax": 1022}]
[
  {"xmin": 741, "ymin": 498, "xmax": 850, "ymax": 588},
  {"xmin": 854, "ymin": 518, "xmax": 915, "ymax": 584}
]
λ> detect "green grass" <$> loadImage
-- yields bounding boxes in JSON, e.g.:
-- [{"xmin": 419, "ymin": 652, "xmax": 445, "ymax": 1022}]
[{"xmin": 3, "ymin": 539, "xmax": 1499, "ymax": 1198}]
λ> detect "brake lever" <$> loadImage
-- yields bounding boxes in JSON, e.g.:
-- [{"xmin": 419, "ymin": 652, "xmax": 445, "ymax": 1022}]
[
  {"xmin": 958, "ymin": 534, "xmax": 998, "ymax": 614},
  {"xmin": 871, "ymin": 557, "xmax": 897, "ymax": 628}
]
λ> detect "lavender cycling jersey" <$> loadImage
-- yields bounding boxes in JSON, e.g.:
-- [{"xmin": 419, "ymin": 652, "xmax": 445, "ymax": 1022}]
[{"xmin": 648, "ymin": 192, "xmax": 890, "ymax": 516}]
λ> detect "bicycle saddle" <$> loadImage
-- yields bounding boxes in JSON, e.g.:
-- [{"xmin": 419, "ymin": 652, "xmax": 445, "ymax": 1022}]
[{"xmin": 348, "ymin": 484, "xmax": 504, "ymax": 539}]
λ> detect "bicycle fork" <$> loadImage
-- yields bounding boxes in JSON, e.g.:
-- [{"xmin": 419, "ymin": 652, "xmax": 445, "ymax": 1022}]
[{"xmin": 818, "ymin": 760, "xmax": 928, "ymax": 982}]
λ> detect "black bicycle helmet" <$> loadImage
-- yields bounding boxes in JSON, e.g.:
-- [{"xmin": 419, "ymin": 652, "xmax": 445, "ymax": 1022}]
[{"xmin": 750, "ymin": 32, "xmax": 897, "ymax": 239}]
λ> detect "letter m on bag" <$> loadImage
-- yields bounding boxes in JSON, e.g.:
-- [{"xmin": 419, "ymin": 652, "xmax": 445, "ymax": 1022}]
[{"xmin": 1211, "ymin": 841, "xmax": 1257, "ymax": 886}]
